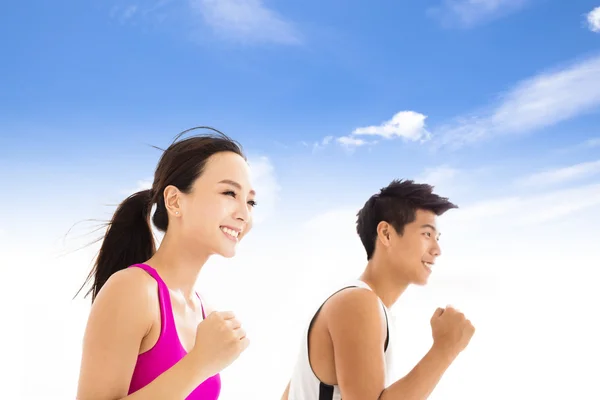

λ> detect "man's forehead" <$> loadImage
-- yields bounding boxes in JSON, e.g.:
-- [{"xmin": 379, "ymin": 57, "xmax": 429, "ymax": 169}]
[{"xmin": 415, "ymin": 208, "xmax": 437, "ymax": 222}]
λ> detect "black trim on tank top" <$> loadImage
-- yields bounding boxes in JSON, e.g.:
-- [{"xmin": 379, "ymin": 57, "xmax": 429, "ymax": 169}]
[
  {"xmin": 319, "ymin": 382, "xmax": 335, "ymax": 400},
  {"xmin": 308, "ymin": 286, "xmax": 389, "ymax": 355},
  {"xmin": 308, "ymin": 284, "xmax": 390, "ymax": 399},
  {"xmin": 383, "ymin": 305, "xmax": 389, "ymax": 351}
]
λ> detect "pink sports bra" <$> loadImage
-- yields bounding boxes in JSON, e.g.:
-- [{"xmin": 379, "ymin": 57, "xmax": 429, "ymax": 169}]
[{"xmin": 127, "ymin": 263, "xmax": 221, "ymax": 399}]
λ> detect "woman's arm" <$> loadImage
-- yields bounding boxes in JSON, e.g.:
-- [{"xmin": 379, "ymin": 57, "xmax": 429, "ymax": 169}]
[{"xmin": 76, "ymin": 268, "xmax": 212, "ymax": 400}]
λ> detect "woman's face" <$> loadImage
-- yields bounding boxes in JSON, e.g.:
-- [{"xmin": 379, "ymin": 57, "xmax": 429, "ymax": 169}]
[{"xmin": 167, "ymin": 151, "xmax": 256, "ymax": 258}]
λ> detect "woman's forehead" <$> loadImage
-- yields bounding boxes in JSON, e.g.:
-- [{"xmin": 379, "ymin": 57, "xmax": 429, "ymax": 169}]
[{"xmin": 198, "ymin": 152, "xmax": 253, "ymax": 189}]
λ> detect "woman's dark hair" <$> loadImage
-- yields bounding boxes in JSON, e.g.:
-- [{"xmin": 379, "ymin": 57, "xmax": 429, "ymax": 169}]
[
  {"xmin": 77, "ymin": 127, "xmax": 245, "ymax": 302},
  {"xmin": 356, "ymin": 179, "xmax": 458, "ymax": 260}
]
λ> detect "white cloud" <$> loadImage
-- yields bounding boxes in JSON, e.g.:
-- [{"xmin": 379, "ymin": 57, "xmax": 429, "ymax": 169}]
[
  {"xmin": 515, "ymin": 159, "xmax": 600, "ymax": 188},
  {"xmin": 444, "ymin": 182, "xmax": 600, "ymax": 229},
  {"xmin": 107, "ymin": 0, "xmax": 300, "ymax": 46},
  {"xmin": 428, "ymin": 0, "xmax": 530, "ymax": 28},
  {"xmin": 331, "ymin": 111, "xmax": 430, "ymax": 151},
  {"xmin": 311, "ymin": 135, "xmax": 334, "ymax": 153},
  {"xmin": 336, "ymin": 135, "xmax": 368, "ymax": 149},
  {"xmin": 189, "ymin": 0, "xmax": 301, "ymax": 45},
  {"xmin": 334, "ymin": 56, "xmax": 600, "ymax": 152},
  {"xmin": 437, "ymin": 54, "xmax": 600, "ymax": 148},
  {"xmin": 352, "ymin": 111, "xmax": 431, "ymax": 142},
  {"xmin": 587, "ymin": 6, "xmax": 600, "ymax": 32}
]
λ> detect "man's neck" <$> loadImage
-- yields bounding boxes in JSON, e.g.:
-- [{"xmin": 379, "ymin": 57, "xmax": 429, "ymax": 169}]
[{"xmin": 359, "ymin": 258, "xmax": 409, "ymax": 309}]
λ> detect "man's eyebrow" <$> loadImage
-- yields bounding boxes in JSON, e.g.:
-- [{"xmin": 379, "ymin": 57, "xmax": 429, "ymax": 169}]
[
  {"xmin": 421, "ymin": 224, "xmax": 441, "ymax": 236},
  {"xmin": 218, "ymin": 179, "xmax": 256, "ymax": 196}
]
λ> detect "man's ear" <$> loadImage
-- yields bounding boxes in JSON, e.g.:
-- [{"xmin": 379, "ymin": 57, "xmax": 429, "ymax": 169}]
[{"xmin": 376, "ymin": 221, "xmax": 392, "ymax": 247}]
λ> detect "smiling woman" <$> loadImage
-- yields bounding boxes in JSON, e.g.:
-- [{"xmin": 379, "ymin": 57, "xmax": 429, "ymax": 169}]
[{"xmin": 75, "ymin": 127, "xmax": 257, "ymax": 400}]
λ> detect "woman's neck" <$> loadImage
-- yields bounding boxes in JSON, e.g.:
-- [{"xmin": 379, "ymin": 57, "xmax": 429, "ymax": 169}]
[{"xmin": 146, "ymin": 231, "xmax": 210, "ymax": 300}]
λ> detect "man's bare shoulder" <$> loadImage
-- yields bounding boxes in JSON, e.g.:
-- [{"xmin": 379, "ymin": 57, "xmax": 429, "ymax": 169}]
[
  {"xmin": 317, "ymin": 286, "xmax": 389, "ymax": 399},
  {"xmin": 320, "ymin": 286, "xmax": 387, "ymax": 336}
]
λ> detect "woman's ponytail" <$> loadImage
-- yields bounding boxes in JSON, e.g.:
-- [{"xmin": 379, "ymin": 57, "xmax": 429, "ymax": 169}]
[{"xmin": 81, "ymin": 189, "xmax": 155, "ymax": 302}]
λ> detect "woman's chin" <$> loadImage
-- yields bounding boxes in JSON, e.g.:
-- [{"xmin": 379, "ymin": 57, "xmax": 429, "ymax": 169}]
[
  {"xmin": 220, "ymin": 251, "xmax": 236, "ymax": 259},
  {"xmin": 216, "ymin": 244, "xmax": 237, "ymax": 259}
]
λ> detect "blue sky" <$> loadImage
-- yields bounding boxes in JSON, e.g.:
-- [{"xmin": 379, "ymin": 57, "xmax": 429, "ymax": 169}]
[
  {"xmin": 3, "ymin": 1, "xmax": 600, "ymax": 399},
  {"xmin": 2, "ymin": 0, "xmax": 599, "ymax": 153},
  {"xmin": 2, "ymin": 1, "xmax": 600, "ymax": 234}
]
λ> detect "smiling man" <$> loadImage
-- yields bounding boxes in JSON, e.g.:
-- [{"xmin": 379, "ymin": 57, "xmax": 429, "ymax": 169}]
[{"xmin": 281, "ymin": 179, "xmax": 475, "ymax": 400}]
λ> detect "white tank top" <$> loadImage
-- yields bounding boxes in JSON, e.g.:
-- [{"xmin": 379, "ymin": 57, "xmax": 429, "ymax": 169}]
[{"xmin": 287, "ymin": 280, "xmax": 396, "ymax": 400}]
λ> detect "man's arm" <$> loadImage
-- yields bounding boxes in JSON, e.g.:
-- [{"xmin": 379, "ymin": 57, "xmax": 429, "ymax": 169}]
[
  {"xmin": 326, "ymin": 289, "xmax": 471, "ymax": 400},
  {"xmin": 380, "ymin": 305, "xmax": 473, "ymax": 400},
  {"xmin": 325, "ymin": 288, "xmax": 389, "ymax": 400},
  {"xmin": 379, "ymin": 345, "xmax": 455, "ymax": 400}
]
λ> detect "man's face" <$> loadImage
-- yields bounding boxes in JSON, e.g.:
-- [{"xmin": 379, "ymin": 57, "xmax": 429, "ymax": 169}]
[{"xmin": 383, "ymin": 209, "xmax": 442, "ymax": 285}]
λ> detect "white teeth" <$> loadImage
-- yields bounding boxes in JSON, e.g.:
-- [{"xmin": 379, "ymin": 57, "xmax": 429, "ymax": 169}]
[{"xmin": 221, "ymin": 227, "xmax": 239, "ymax": 238}]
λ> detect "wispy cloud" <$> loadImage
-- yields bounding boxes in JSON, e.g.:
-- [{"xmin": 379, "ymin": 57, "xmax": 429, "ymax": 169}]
[
  {"xmin": 189, "ymin": 0, "xmax": 301, "ymax": 45},
  {"xmin": 587, "ymin": 6, "xmax": 600, "ymax": 33},
  {"xmin": 584, "ymin": 137, "xmax": 600, "ymax": 148},
  {"xmin": 352, "ymin": 111, "xmax": 431, "ymax": 142},
  {"xmin": 336, "ymin": 136, "xmax": 368, "ymax": 150},
  {"xmin": 437, "ymin": 54, "xmax": 600, "ymax": 149},
  {"xmin": 311, "ymin": 136, "xmax": 334, "ymax": 152},
  {"xmin": 334, "ymin": 111, "xmax": 431, "ymax": 150},
  {"xmin": 428, "ymin": 0, "xmax": 530, "ymax": 28},
  {"xmin": 515, "ymin": 160, "xmax": 600, "ymax": 188},
  {"xmin": 107, "ymin": 0, "xmax": 300, "ymax": 46},
  {"xmin": 318, "ymin": 55, "xmax": 600, "ymax": 154},
  {"xmin": 549, "ymin": 137, "xmax": 600, "ymax": 156},
  {"xmin": 447, "ymin": 182, "xmax": 600, "ymax": 228}
]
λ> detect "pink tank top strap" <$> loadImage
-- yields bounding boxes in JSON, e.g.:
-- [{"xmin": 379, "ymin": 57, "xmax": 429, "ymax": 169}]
[{"xmin": 129, "ymin": 263, "xmax": 177, "ymax": 338}]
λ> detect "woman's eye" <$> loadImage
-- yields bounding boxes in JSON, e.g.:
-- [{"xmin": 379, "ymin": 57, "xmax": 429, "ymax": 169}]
[
  {"xmin": 224, "ymin": 191, "xmax": 236, "ymax": 197},
  {"xmin": 248, "ymin": 200, "xmax": 257, "ymax": 207}
]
